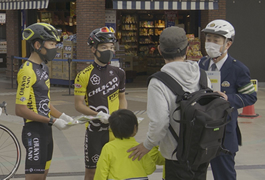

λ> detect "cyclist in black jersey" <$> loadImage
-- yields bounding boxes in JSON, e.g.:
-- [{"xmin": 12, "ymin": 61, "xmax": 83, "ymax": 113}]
[
  {"xmin": 15, "ymin": 23, "xmax": 74, "ymax": 180},
  {"xmin": 74, "ymin": 27, "xmax": 127, "ymax": 180}
]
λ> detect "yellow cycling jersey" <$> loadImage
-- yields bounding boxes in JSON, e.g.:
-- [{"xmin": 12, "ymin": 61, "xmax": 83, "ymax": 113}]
[
  {"xmin": 16, "ymin": 61, "xmax": 50, "ymax": 123},
  {"xmin": 74, "ymin": 62, "xmax": 125, "ymax": 115}
]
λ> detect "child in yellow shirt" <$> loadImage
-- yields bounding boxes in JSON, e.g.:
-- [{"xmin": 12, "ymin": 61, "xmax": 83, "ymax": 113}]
[{"xmin": 94, "ymin": 109, "xmax": 157, "ymax": 180}]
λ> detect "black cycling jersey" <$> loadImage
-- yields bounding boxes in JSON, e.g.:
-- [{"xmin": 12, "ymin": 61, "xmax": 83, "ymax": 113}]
[{"xmin": 74, "ymin": 62, "xmax": 125, "ymax": 130}]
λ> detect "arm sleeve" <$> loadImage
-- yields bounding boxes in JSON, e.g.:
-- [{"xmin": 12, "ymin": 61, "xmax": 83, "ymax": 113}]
[
  {"xmin": 15, "ymin": 65, "xmax": 36, "ymax": 105},
  {"xmin": 94, "ymin": 145, "xmax": 110, "ymax": 179},
  {"xmin": 227, "ymin": 66, "xmax": 257, "ymax": 109},
  {"xmin": 142, "ymin": 153, "xmax": 156, "ymax": 175},
  {"xmin": 74, "ymin": 71, "xmax": 89, "ymax": 96},
  {"xmin": 148, "ymin": 146, "xmax": 165, "ymax": 165},
  {"xmin": 144, "ymin": 79, "xmax": 170, "ymax": 150},
  {"xmin": 118, "ymin": 68, "xmax": 126, "ymax": 93}
]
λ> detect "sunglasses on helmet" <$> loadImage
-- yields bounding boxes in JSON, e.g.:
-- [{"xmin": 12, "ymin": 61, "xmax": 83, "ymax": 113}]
[{"xmin": 96, "ymin": 27, "xmax": 115, "ymax": 35}]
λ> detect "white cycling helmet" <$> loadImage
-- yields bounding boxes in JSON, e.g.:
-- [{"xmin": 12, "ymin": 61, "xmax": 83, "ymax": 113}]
[{"xmin": 202, "ymin": 19, "xmax": 235, "ymax": 41}]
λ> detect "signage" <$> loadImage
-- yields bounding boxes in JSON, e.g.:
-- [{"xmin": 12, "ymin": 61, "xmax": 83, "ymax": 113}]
[
  {"xmin": 0, "ymin": 13, "xmax": 6, "ymax": 24},
  {"xmin": 205, "ymin": 71, "xmax": 221, "ymax": 91}
]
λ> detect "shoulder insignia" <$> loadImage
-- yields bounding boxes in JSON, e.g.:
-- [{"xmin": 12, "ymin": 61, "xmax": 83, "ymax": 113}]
[{"xmin": 221, "ymin": 81, "xmax": 230, "ymax": 87}]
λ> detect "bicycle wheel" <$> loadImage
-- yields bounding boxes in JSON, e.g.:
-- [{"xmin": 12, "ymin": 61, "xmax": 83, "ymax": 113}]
[{"xmin": 0, "ymin": 125, "xmax": 21, "ymax": 180}]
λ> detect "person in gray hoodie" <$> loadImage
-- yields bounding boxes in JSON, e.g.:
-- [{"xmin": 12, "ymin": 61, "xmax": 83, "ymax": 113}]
[{"xmin": 128, "ymin": 26, "xmax": 211, "ymax": 180}]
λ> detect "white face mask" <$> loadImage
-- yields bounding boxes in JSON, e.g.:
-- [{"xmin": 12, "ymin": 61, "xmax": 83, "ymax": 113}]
[{"xmin": 205, "ymin": 42, "xmax": 227, "ymax": 59}]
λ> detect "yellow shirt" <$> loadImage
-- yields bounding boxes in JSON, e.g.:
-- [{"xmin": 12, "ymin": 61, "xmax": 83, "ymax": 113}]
[{"xmin": 94, "ymin": 137, "xmax": 156, "ymax": 180}]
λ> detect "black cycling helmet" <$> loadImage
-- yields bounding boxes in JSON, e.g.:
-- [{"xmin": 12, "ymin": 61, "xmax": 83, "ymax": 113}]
[
  {"xmin": 22, "ymin": 23, "xmax": 61, "ymax": 42},
  {"xmin": 87, "ymin": 26, "xmax": 116, "ymax": 47}
]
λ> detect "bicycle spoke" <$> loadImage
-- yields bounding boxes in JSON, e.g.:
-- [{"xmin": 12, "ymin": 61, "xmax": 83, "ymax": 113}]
[
  {"xmin": 0, "ymin": 134, "xmax": 11, "ymax": 150},
  {"xmin": 0, "ymin": 126, "xmax": 21, "ymax": 180}
]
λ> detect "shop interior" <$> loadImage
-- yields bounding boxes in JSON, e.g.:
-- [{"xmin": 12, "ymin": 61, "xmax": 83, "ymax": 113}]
[
  {"xmin": 2, "ymin": 1, "xmax": 204, "ymax": 84},
  {"xmin": 115, "ymin": 10, "xmax": 203, "ymax": 82}
]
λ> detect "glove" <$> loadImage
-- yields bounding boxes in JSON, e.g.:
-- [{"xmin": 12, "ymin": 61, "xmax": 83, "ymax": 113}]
[
  {"xmin": 97, "ymin": 111, "xmax": 110, "ymax": 124},
  {"xmin": 53, "ymin": 119, "xmax": 70, "ymax": 130},
  {"xmin": 59, "ymin": 113, "xmax": 74, "ymax": 123}
]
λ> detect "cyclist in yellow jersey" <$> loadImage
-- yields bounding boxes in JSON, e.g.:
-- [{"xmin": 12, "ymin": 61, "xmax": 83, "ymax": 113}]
[
  {"xmin": 15, "ymin": 23, "xmax": 74, "ymax": 180},
  {"xmin": 74, "ymin": 27, "xmax": 127, "ymax": 180}
]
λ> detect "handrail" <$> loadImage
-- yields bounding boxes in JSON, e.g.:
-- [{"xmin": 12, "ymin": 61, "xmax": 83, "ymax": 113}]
[{"xmin": 10, "ymin": 56, "xmax": 120, "ymax": 95}]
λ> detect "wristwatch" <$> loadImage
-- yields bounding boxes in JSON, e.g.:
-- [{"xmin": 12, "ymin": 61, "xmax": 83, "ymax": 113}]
[{"xmin": 48, "ymin": 118, "xmax": 54, "ymax": 126}]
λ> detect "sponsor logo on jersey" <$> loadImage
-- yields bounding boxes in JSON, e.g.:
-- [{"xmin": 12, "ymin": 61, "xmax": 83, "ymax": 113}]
[
  {"xmin": 108, "ymin": 91, "xmax": 119, "ymax": 102},
  {"xmin": 20, "ymin": 97, "xmax": 26, "ymax": 102},
  {"xmin": 75, "ymin": 83, "xmax": 82, "ymax": 88},
  {"xmin": 19, "ymin": 76, "xmax": 31, "ymax": 96},
  {"xmin": 89, "ymin": 105, "xmax": 109, "ymax": 114},
  {"xmin": 90, "ymin": 74, "xmax": 100, "ymax": 85},
  {"xmin": 40, "ymin": 71, "xmax": 48, "ymax": 80},
  {"xmin": 36, "ymin": 69, "xmax": 41, "ymax": 77},
  {"xmin": 38, "ymin": 99, "xmax": 50, "ymax": 115},
  {"xmin": 109, "ymin": 70, "xmax": 114, "ymax": 76},
  {"xmin": 88, "ymin": 77, "xmax": 118, "ymax": 97}
]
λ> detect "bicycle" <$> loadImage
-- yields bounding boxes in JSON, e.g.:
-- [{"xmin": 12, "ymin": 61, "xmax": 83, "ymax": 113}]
[{"xmin": 0, "ymin": 101, "xmax": 21, "ymax": 180}]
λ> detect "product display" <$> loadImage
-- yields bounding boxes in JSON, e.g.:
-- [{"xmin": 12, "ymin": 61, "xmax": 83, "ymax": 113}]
[
  {"xmin": 186, "ymin": 34, "xmax": 203, "ymax": 61},
  {"xmin": 120, "ymin": 14, "xmax": 138, "ymax": 56},
  {"xmin": 37, "ymin": 2, "xmax": 76, "ymax": 36}
]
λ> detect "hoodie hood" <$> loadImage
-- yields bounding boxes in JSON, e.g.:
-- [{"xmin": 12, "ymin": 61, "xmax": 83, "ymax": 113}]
[{"xmin": 161, "ymin": 60, "xmax": 201, "ymax": 92}]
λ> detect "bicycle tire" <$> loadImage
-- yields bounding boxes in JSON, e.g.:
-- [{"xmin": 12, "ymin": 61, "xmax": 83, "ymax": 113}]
[{"xmin": 0, "ymin": 124, "xmax": 21, "ymax": 180}]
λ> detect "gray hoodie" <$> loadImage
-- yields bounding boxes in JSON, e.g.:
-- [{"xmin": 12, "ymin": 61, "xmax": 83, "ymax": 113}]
[{"xmin": 143, "ymin": 60, "xmax": 209, "ymax": 160}]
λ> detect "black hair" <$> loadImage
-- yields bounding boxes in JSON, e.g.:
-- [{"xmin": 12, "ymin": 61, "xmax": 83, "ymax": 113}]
[
  {"xmin": 109, "ymin": 109, "xmax": 138, "ymax": 140},
  {"xmin": 30, "ymin": 38, "xmax": 43, "ymax": 53},
  {"xmin": 160, "ymin": 46, "xmax": 188, "ymax": 61}
]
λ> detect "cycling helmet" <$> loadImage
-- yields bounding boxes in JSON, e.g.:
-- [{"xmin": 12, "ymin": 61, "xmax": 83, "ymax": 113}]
[
  {"xmin": 202, "ymin": 19, "xmax": 235, "ymax": 41},
  {"xmin": 87, "ymin": 27, "xmax": 116, "ymax": 47},
  {"xmin": 22, "ymin": 23, "xmax": 61, "ymax": 42}
]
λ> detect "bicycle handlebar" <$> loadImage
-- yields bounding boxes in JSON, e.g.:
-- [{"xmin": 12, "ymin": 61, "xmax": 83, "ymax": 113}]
[{"xmin": 0, "ymin": 101, "xmax": 8, "ymax": 115}]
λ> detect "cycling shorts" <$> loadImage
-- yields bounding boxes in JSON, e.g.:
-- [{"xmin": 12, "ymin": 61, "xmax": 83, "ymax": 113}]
[
  {"xmin": 22, "ymin": 122, "xmax": 53, "ymax": 174},
  {"xmin": 84, "ymin": 122, "xmax": 110, "ymax": 169}
]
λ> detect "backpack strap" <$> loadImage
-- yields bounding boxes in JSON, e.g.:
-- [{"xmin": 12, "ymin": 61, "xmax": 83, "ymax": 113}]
[
  {"xmin": 199, "ymin": 68, "xmax": 208, "ymax": 89},
  {"xmin": 147, "ymin": 71, "xmax": 185, "ymax": 102},
  {"xmin": 169, "ymin": 124, "xmax": 179, "ymax": 142},
  {"xmin": 147, "ymin": 72, "xmax": 184, "ymax": 145}
]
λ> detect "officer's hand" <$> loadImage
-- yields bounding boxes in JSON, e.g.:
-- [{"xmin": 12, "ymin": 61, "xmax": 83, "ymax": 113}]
[
  {"xmin": 215, "ymin": 91, "xmax": 228, "ymax": 101},
  {"xmin": 59, "ymin": 113, "xmax": 74, "ymax": 123},
  {"xmin": 97, "ymin": 111, "xmax": 110, "ymax": 124},
  {"xmin": 53, "ymin": 119, "xmax": 70, "ymax": 130}
]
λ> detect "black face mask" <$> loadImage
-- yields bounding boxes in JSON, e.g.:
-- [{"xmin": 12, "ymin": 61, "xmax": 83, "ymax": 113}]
[
  {"xmin": 36, "ymin": 44, "xmax": 57, "ymax": 64},
  {"xmin": 94, "ymin": 50, "xmax": 114, "ymax": 64}
]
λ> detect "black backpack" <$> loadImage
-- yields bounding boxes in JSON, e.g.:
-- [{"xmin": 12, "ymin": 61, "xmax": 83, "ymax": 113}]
[{"xmin": 148, "ymin": 69, "xmax": 233, "ymax": 169}]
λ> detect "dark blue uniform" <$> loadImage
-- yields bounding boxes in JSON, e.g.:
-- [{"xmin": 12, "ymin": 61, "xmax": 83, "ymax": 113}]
[{"xmin": 199, "ymin": 55, "xmax": 257, "ymax": 180}]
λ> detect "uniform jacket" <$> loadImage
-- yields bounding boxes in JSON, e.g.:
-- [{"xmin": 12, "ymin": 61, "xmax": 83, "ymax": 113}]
[{"xmin": 199, "ymin": 55, "xmax": 257, "ymax": 153}]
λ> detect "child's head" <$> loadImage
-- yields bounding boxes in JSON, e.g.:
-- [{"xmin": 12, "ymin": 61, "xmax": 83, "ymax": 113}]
[{"xmin": 109, "ymin": 109, "xmax": 138, "ymax": 140}]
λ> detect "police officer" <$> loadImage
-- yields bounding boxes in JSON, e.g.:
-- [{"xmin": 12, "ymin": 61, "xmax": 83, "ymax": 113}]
[{"xmin": 199, "ymin": 19, "xmax": 257, "ymax": 180}]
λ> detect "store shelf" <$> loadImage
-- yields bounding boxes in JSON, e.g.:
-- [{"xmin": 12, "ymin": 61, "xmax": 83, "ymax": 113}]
[{"xmin": 37, "ymin": 2, "xmax": 76, "ymax": 34}]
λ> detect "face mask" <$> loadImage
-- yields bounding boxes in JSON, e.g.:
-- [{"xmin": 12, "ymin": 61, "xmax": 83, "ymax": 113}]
[
  {"xmin": 94, "ymin": 50, "xmax": 114, "ymax": 64},
  {"xmin": 205, "ymin": 42, "xmax": 227, "ymax": 59},
  {"xmin": 37, "ymin": 47, "xmax": 57, "ymax": 63}
]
